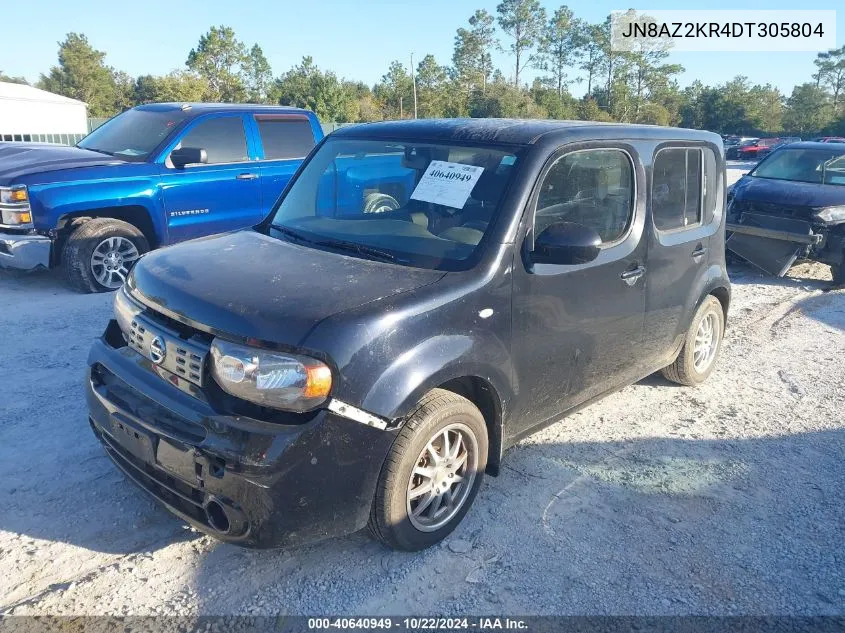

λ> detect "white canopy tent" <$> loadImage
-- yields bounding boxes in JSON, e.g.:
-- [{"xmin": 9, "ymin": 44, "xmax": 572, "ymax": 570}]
[{"xmin": 0, "ymin": 81, "xmax": 88, "ymax": 144}]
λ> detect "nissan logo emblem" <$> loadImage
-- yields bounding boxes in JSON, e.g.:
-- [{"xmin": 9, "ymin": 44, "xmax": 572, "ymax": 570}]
[{"xmin": 149, "ymin": 335, "xmax": 167, "ymax": 365}]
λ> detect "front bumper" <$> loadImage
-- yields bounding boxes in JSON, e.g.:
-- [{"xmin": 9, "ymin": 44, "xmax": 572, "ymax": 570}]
[
  {"xmin": 0, "ymin": 230, "xmax": 51, "ymax": 270},
  {"xmin": 86, "ymin": 324, "xmax": 398, "ymax": 548}
]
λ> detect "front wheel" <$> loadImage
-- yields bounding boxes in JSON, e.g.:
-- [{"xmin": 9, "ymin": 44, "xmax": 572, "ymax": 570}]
[
  {"xmin": 661, "ymin": 296, "xmax": 725, "ymax": 386},
  {"xmin": 368, "ymin": 389, "xmax": 488, "ymax": 551},
  {"xmin": 62, "ymin": 218, "xmax": 148, "ymax": 293}
]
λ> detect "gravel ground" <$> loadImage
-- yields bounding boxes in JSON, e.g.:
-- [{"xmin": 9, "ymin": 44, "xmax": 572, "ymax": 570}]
[{"xmin": 1, "ymin": 165, "xmax": 843, "ymax": 617}]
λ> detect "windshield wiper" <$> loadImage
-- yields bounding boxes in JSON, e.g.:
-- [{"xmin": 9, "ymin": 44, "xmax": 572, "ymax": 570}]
[
  {"xmin": 314, "ymin": 237, "xmax": 399, "ymax": 262},
  {"xmin": 80, "ymin": 147, "xmax": 115, "ymax": 156},
  {"xmin": 269, "ymin": 224, "xmax": 315, "ymax": 244},
  {"xmin": 270, "ymin": 225, "xmax": 400, "ymax": 262}
]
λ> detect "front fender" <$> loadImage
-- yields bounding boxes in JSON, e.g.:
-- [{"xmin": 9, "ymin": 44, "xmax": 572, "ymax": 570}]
[
  {"xmin": 24, "ymin": 167, "xmax": 165, "ymax": 243},
  {"xmin": 362, "ymin": 334, "xmax": 514, "ymax": 422}
]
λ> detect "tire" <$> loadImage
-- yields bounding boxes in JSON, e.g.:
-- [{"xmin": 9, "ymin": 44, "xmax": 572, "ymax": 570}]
[
  {"xmin": 661, "ymin": 296, "xmax": 725, "ymax": 386},
  {"xmin": 368, "ymin": 388, "xmax": 488, "ymax": 551},
  {"xmin": 363, "ymin": 192, "xmax": 400, "ymax": 214},
  {"xmin": 62, "ymin": 218, "xmax": 148, "ymax": 293}
]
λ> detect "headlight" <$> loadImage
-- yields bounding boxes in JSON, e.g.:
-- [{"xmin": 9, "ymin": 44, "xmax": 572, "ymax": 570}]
[
  {"xmin": 813, "ymin": 205, "xmax": 845, "ymax": 224},
  {"xmin": 0, "ymin": 185, "xmax": 33, "ymax": 228},
  {"xmin": 113, "ymin": 286, "xmax": 143, "ymax": 337},
  {"xmin": 210, "ymin": 338, "xmax": 332, "ymax": 412}
]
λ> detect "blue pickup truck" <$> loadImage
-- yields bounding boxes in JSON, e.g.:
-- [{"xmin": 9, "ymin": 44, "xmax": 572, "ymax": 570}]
[{"xmin": 0, "ymin": 103, "xmax": 323, "ymax": 292}]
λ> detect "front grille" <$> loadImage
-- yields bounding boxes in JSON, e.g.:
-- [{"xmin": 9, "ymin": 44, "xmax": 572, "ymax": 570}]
[
  {"xmin": 734, "ymin": 200, "xmax": 815, "ymax": 221},
  {"xmin": 126, "ymin": 313, "xmax": 209, "ymax": 387}
]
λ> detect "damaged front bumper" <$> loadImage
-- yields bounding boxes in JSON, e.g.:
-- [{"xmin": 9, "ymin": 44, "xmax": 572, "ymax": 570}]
[
  {"xmin": 726, "ymin": 213, "xmax": 835, "ymax": 277},
  {"xmin": 86, "ymin": 322, "xmax": 398, "ymax": 548}
]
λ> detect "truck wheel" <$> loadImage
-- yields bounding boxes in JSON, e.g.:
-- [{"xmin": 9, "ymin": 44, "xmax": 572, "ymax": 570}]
[
  {"xmin": 661, "ymin": 296, "xmax": 725, "ymax": 386},
  {"xmin": 363, "ymin": 192, "xmax": 400, "ymax": 214},
  {"xmin": 62, "ymin": 218, "xmax": 148, "ymax": 293},
  {"xmin": 368, "ymin": 388, "xmax": 488, "ymax": 551}
]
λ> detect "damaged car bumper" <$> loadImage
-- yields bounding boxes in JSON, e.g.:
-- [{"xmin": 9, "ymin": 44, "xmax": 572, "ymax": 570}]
[
  {"xmin": 726, "ymin": 213, "xmax": 838, "ymax": 277},
  {"xmin": 86, "ymin": 322, "xmax": 398, "ymax": 548}
]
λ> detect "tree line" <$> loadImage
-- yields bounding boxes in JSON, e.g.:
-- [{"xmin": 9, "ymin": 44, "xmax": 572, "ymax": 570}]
[{"xmin": 2, "ymin": 1, "xmax": 844, "ymax": 137}]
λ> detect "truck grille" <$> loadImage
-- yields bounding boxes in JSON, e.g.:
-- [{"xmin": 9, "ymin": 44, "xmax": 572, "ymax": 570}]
[{"xmin": 126, "ymin": 312, "xmax": 209, "ymax": 388}]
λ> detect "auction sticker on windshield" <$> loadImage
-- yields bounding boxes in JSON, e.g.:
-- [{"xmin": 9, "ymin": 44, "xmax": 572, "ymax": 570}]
[{"xmin": 410, "ymin": 160, "xmax": 485, "ymax": 209}]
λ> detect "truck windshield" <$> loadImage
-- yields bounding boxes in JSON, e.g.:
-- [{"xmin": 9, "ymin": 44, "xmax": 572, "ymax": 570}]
[
  {"xmin": 266, "ymin": 138, "xmax": 521, "ymax": 270},
  {"xmin": 78, "ymin": 109, "xmax": 189, "ymax": 161},
  {"xmin": 751, "ymin": 148, "xmax": 845, "ymax": 186}
]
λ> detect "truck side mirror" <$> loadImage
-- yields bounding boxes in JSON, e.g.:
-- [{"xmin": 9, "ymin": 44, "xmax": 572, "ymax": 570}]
[
  {"xmin": 530, "ymin": 221, "xmax": 602, "ymax": 266},
  {"xmin": 170, "ymin": 147, "xmax": 208, "ymax": 168}
]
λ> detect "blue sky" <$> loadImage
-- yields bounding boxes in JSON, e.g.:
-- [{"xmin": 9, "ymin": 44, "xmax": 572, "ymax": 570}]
[{"xmin": 1, "ymin": 0, "xmax": 841, "ymax": 96}]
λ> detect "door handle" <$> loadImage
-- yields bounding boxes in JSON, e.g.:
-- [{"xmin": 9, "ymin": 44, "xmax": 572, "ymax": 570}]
[
  {"xmin": 236, "ymin": 173, "xmax": 258, "ymax": 180},
  {"xmin": 691, "ymin": 244, "xmax": 708, "ymax": 260},
  {"xmin": 620, "ymin": 265, "xmax": 646, "ymax": 286}
]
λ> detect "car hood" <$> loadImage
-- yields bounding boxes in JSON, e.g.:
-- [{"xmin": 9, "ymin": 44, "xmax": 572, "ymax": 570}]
[
  {"xmin": 0, "ymin": 143, "xmax": 125, "ymax": 182},
  {"xmin": 129, "ymin": 229, "xmax": 446, "ymax": 346},
  {"xmin": 732, "ymin": 176, "xmax": 845, "ymax": 209}
]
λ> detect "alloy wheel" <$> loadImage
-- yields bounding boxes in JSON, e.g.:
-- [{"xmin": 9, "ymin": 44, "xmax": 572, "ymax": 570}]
[
  {"xmin": 90, "ymin": 236, "xmax": 140, "ymax": 289},
  {"xmin": 406, "ymin": 423, "xmax": 478, "ymax": 532}
]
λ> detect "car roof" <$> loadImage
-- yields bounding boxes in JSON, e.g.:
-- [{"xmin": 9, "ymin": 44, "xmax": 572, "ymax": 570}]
[
  {"xmin": 330, "ymin": 118, "xmax": 721, "ymax": 146},
  {"xmin": 134, "ymin": 102, "xmax": 313, "ymax": 116},
  {"xmin": 774, "ymin": 141, "xmax": 845, "ymax": 151}
]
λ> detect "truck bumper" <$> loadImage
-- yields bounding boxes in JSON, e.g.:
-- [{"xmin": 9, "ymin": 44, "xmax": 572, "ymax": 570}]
[
  {"xmin": 86, "ymin": 322, "xmax": 398, "ymax": 549},
  {"xmin": 0, "ymin": 231, "xmax": 51, "ymax": 270}
]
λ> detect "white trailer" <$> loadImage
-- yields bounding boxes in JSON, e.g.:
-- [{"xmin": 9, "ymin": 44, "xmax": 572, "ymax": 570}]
[{"xmin": 0, "ymin": 81, "xmax": 88, "ymax": 144}]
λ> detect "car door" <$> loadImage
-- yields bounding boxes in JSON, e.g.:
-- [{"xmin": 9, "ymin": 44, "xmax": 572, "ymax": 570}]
[
  {"xmin": 159, "ymin": 113, "xmax": 262, "ymax": 243},
  {"xmin": 251, "ymin": 114, "xmax": 319, "ymax": 216},
  {"xmin": 510, "ymin": 144, "xmax": 648, "ymax": 438},
  {"xmin": 642, "ymin": 144, "xmax": 719, "ymax": 365}
]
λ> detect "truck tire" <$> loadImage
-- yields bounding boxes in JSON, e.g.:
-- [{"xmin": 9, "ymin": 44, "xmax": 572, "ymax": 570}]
[
  {"xmin": 661, "ymin": 296, "xmax": 725, "ymax": 386},
  {"xmin": 368, "ymin": 388, "xmax": 488, "ymax": 551},
  {"xmin": 62, "ymin": 218, "xmax": 148, "ymax": 293},
  {"xmin": 363, "ymin": 192, "xmax": 400, "ymax": 214}
]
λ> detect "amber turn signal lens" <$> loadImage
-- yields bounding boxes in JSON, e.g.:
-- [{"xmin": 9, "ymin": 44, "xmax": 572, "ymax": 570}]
[
  {"xmin": 18, "ymin": 212, "xmax": 31, "ymax": 224},
  {"xmin": 304, "ymin": 364, "xmax": 333, "ymax": 398},
  {"xmin": 10, "ymin": 189, "xmax": 28, "ymax": 202}
]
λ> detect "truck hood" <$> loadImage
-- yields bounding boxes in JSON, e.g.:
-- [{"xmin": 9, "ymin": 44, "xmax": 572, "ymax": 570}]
[
  {"xmin": 0, "ymin": 143, "xmax": 125, "ymax": 182},
  {"xmin": 732, "ymin": 176, "xmax": 845, "ymax": 209},
  {"xmin": 129, "ymin": 229, "xmax": 446, "ymax": 346}
]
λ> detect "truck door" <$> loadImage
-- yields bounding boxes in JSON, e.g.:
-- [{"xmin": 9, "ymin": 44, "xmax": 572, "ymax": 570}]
[
  {"xmin": 509, "ymin": 144, "xmax": 647, "ymax": 438},
  {"xmin": 251, "ymin": 114, "xmax": 319, "ymax": 216},
  {"xmin": 642, "ymin": 145, "xmax": 720, "ymax": 366},
  {"xmin": 159, "ymin": 113, "xmax": 262, "ymax": 243}
]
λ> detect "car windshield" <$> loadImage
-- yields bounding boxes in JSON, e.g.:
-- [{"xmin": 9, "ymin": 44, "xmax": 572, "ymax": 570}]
[
  {"xmin": 266, "ymin": 137, "xmax": 521, "ymax": 270},
  {"xmin": 78, "ymin": 109, "xmax": 189, "ymax": 160},
  {"xmin": 751, "ymin": 148, "xmax": 845, "ymax": 186}
]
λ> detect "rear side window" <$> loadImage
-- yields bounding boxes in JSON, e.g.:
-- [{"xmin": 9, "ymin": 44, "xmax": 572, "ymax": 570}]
[
  {"xmin": 256, "ymin": 118, "xmax": 315, "ymax": 160},
  {"xmin": 535, "ymin": 149, "xmax": 634, "ymax": 244},
  {"xmin": 177, "ymin": 116, "xmax": 249, "ymax": 164},
  {"xmin": 652, "ymin": 148, "xmax": 703, "ymax": 231}
]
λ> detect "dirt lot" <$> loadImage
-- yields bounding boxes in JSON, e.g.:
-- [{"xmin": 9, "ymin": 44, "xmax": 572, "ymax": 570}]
[{"xmin": 1, "ymin": 165, "xmax": 843, "ymax": 616}]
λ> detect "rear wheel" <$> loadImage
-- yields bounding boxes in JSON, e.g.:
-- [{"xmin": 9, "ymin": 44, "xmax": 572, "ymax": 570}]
[
  {"xmin": 363, "ymin": 192, "xmax": 400, "ymax": 214},
  {"xmin": 368, "ymin": 389, "xmax": 488, "ymax": 551},
  {"xmin": 62, "ymin": 218, "xmax": 148, "ymax": 293},
  {"xmin": 661, "ymin": 296, "xmax": 725, "ymax": 386}
]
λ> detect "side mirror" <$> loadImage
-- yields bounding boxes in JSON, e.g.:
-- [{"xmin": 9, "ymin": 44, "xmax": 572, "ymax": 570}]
[
  {"xmin": 531, "ymin": 221, "xmax": 602, "ymax": 265},
  {"xmin": 170, "ymin": 147, "xmax": 207, "ymax": 168}
]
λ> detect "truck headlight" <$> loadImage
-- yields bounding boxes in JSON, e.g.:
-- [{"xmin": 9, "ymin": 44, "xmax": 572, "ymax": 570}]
[
  {"xmin": 0, "ymin": 185, "xmax": 33, "ymax": 228},
  {"xmin": 113, "ymin": 287, "xmax": 143, "ymax": 338},
  {"xmin": 210, "ymin": 338, "xmax": 332, "ymax": 412},
  {"xmin": 813, "ymin": 206, "xmax": 845, "ymax": 224}
]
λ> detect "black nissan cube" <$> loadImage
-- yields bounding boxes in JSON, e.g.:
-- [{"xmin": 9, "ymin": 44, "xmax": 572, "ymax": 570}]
[{"xmin": 87, "ymin": 119, "xmax": 730, "ymax": 551}]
